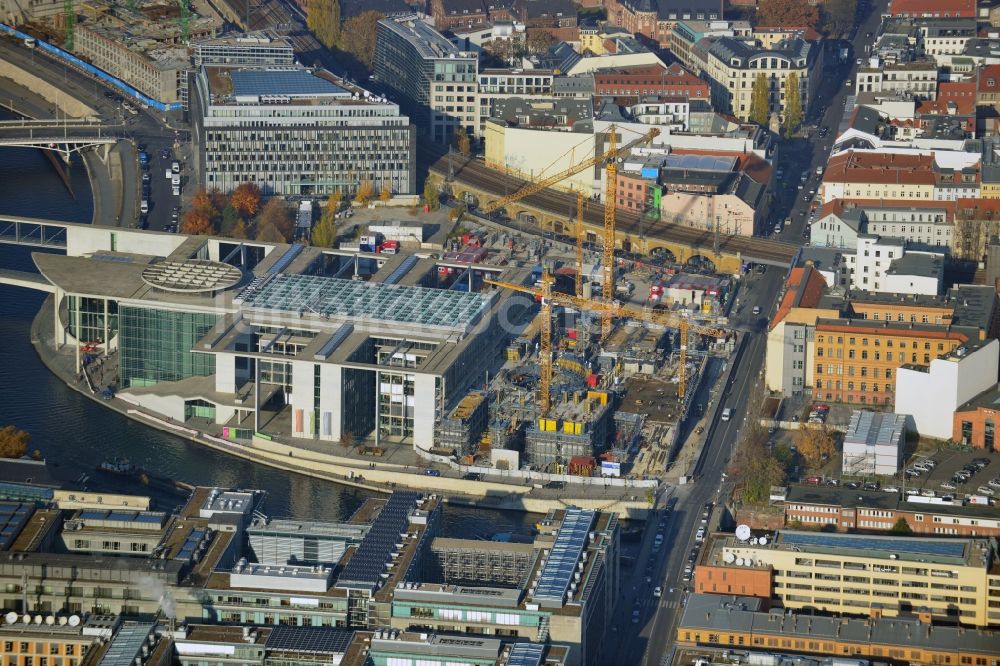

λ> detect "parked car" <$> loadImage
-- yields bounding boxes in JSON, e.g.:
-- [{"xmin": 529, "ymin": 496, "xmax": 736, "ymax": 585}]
[
  {"xmin": 988, "ymin": 477, "xmax": 1000, "ymax": 488},
  {"xmin": 653, "ymin": 586, "xmax": 662, "ymax": 598},
  {"xmin": 940, "ymin": 482, "xmax": 957, "ymax": 490},
  {"xmin": 977, "ymin": 485, "xmax": 996, "ymax": 496},
  {"xmin": 424, "ymin": 469, "xmax": 441, "ymax": 477}
]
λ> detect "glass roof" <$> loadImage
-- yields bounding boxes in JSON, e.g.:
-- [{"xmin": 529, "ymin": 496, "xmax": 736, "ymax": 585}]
[{"xmin": 241, "ymin": 274, "xmax": 489, "ymax": 330}]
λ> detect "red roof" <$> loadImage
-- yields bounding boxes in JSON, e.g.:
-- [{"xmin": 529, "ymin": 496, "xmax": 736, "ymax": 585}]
[
  {"xmin": 770, "ymin": 266, "xmax": 827, "ymax": 330},
  {"xmin": 978, "ymin": 65, "xmax": 1000, "ymax": 93},
  {"xmin": 823, "ymin": 151, "xmax": 936, "ymax": 185},
  {"xmin": 827, "ymin": 197, "xmax": 957, "ymax": 220},
  {"xmin": 889, "ymin": 0, "xmax": 975, "ymax": 16},
  {"xmin": 916, "ymin": 82, "xmax": 976, "ymax": 115}
]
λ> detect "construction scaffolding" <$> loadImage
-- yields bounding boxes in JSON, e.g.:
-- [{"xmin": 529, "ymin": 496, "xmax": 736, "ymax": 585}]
[
  {"xmin": 428, "ymin": 537, "xmax": 535, "ymax": 588},
  {"xmin": 525, "ymin": 390, "xmax": 613, "ymax": 471}
]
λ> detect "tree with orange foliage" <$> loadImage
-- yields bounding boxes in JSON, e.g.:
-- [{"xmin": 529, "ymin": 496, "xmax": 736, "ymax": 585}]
[
  {"xmin": 191, "ymin": 189, "xmax": 214, "ymax": 214},
  {"xmin": 354, "ymin": 179, "xmax": 374, "ymax": 205},
  {"xmin": 757, "ymin": 0, "xmax": 819, "ymax": 27},
  {"xmin": 379, "ymin": 186, "xmax": 391, "ymax": 202},
  {"xmin": 231, "ymin": 183, "xmax": 262, "ymax": 218},
  {"xmin": 255, "ymin": 198, "xmax": 294, "ymax": 242},
  {"xmin": 181, "ymin": 210, "xmax": 216, "ymax": 235}
]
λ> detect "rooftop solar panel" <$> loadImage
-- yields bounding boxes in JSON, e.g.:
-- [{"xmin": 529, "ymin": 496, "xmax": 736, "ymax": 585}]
[
  {"xmin": 231, "ymin": 69, "xmax": 348, "ymax": 99},
  {"xmin": 663, "ymin": 153, "xmax": 737, "ymax": 173},
  {"xmin": 336, "ymin": 492, "xmax": 420, "ymax": 591},
  {"xmin": 0, "ymin": 502, "xmax": 32, "ymax": 551},
  {"xmin": 506, "ymin": 643, "xmax": 545, "ymax": 666},
  {"xmin": 781, "ymin": 532, "xmax": 966, "ymax": 558},
  {"xmin": 98, "ymin": 622, "xmax": 155, "ymax": 666},
  {"xmin": 533, "ymin": 508, "xmax": 595, "ymax": 606},
  {"xmin": 266, "ymin": 625, "xmax": 355, "ymax": 654}
]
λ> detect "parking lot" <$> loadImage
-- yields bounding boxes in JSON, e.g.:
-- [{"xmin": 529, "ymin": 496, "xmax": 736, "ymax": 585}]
[{"xmin": 900, "ymin": 447, "xmax": 1000, "ymax": 498}]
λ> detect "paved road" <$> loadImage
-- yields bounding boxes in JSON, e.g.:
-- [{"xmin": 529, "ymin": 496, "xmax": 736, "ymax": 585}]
[
  {"xmin": 609, "ymin": 4, "xmax": 891, "ymax": 663},
  {"xmin": 0, "ymin": 37, "xmax": 187, "ymax": 231}
]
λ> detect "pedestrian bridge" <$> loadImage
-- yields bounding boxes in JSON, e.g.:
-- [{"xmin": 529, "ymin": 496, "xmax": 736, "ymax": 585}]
[{"xmin": 0, "ymin": 268, "xmax": 55, "ymax": 293}]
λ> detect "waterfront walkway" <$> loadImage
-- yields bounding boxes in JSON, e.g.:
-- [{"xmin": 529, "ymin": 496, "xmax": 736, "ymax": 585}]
[{"xmin": 30, "ymin": 297, "xmax": 657, "ymax": 517}]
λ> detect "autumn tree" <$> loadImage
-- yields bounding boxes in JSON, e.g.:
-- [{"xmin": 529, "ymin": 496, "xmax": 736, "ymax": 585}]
[
  {"xmin": 181, "ymin": 209, "xmax": 216, "ymax": 235},
  {"xmin": 255, "ymin": 198, "xmax": 295, "ymax": 242},
  {"xmin": 783, "ymin": 72, "xmax": 803, "ymax": 136},
  {"xmin": 732, "ymin": 421, "xmax": 785, "ymax": 505},
  {"xmin": 379, "ymin": 186, "xmax": 392, "ymax": 202},
  {"xmin": 230, "ymin": 182, "xmax": 262, "ymax": 218},
  {"xmin": 749, "ymin": 73, "xmax": 771, "ymax": 126},
  {"xmin": 757, "ymin": 0, "xmax": 819, "ymax": 28},
  {"xmin": 321, "ymin": 191, "xmax": 342, "ymax": 226},
  {"xmin": 231, "ymin": 219, "xmax": 249, "ymax": 239},
  {"xmin": 307, "ymin": 0, "xmax": 340, "ymax": 48},
  {"xmin": 355, "ymin": 179, "xmax": 374, "ymax": 205},
  {"xmin": 311, "ymin": 217, "xmax": 337, "ymax": 248},
  {"xmin": 525, "ymin": 30, "xmax": 555, "ymax": 55},
  {"xmin": 793, "ymin": 425, "xmax": 837, "ymax": 471},
  {"xmin": 484, "ymin": 38, "xmax": 517, "ymax": 65},
  {"xmin": 423, "ymin": 177, "xmax": 440, "ymax": 210},
  {"xmin": 0, "ymin": 426, "xmax": 29, "ymax": 459},
  {"xmin": 454, "ymin": 128, "xmax": 471, "ymax": 157},
  {"xmin": 191, "ymin": 189, "xmax": 215, "ymax": 216},
  {"xmin": 338, "ymin": 11, "xmax": 382, "ymax": 69},
  {"xmin": 822, "ymin": 0, "xmax": 857, "ymax": 35}
]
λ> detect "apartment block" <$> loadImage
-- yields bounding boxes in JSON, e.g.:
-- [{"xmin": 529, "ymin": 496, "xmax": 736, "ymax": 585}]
[
  {"xmin": 191, "ymin": 31, "xmax": 295, "ymax": 67},
  {"xmin": 691, "ymin": 36, "xmax": 820, "ymax": 123},
  {"xmin": 811, "ymin": 318, "xmax": 970, "ymax": 406},
  {"xmin": 821, "ymin": 152, "xmax": 937, "ymax": 203},
  {"xmin": 373, "ymin": 18, "xmax": 479, "ymax": 144}
]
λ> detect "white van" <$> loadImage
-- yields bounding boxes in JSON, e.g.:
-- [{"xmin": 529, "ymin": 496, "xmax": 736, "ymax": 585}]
[
  {"xmin": 721, "ymin": 408, "xmax": 733, "ymax": 421},
  {"xmin": 171, "ymin": 161, "xmax": 180, "ymax": 174},
  {"xmin": 140, "ymin": 200, "xmax": 149, "ymax": 214},
  {"xmin": 171, "ymin": 174, "xmax": 180, "ymax": 187}
]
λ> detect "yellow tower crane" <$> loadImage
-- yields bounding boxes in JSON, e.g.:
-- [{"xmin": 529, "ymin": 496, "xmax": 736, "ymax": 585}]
[
  {"xmin": 485, "ymin": 274, "xmax": 734, "ymax": 412},
  {"xmin": 575, "ymin": 192, "xmax": 584, "ymax": 297}
]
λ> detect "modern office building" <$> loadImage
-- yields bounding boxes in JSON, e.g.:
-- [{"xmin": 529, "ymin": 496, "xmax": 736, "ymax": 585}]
[
  {"xmin": 373, "ymin": 17, "xmax": 479, "ymax": 144},
  {"xmin": 676, "ymin": 594, "xmax": 1000, "ymax": 665},
  {"xmin": 247, "ymin": 516, "xmax": 369, "ymax": 566},
  {"xmin": 390, "ymin": 507, "xmax": 620, "ymax": 666},
  {"xmin": 841, "ymin": 409, "xmax": 906, "ymax": 476},
  {"xmin": 696, "ymin": 530, "xmax": 1000, "ymax": 627},
  {"xmin": 34, "ymin": 235, "xmax": 522, "ymax": 450},
  {"xmin": 191, "ymin": 31, "xmax": 296, "ymax": 67},
  {"xmin": 191, "ymin": 65, "xmax": 415, "ymax": 197}
]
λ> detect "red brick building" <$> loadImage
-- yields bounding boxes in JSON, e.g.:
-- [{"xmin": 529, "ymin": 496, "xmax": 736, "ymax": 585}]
[
  {"xmin": 783, "ymin": 485, "xmax": 1000, "ymax": 536},
  {"xmin": 593, "ymin": 62, "xmax": 709, "ymax": 100},
  {"xmin": 603, "ymin": 0, "xmax": 724, "ymax": 47},
  {"xmin": 953, "ymin": 385, "xmax": 1000, "ymax": 451}
]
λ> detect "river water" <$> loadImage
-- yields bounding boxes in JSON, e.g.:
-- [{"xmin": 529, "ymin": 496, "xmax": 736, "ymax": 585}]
[{"xmin": 0, "ymin": 140, "xmax": 535, "ymax": 535}]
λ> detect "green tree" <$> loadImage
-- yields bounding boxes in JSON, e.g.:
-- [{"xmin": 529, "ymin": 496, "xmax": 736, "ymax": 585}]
[
  {"xmin": 783, "ymin": 72, "xmax": 803, "ymax": 136},
  {"xmin": 337, "ymin": 11, "xmax": 382, "ymax": 69},
  {"xmin": 890, "ymin": 517, "xmax": 912, "ymax": 534},
  {"xmin": 423, "ymin": 178, "xmax": 440, "ymax": 210},
  {"xmin": 311, "ymin": 214, "xmax": 337, "ymax": 247},
  {"xmin": 749, "ymin": 73, "xmax": 770, "ymax": 125},
  {"xmin": 321, "ymin": 191, "xmax": 342, "ymax": 226},
  {"xmin": 732, "ymin": 422, "xmax": 786, "ymax": 505},
  {"xmin": 220, "ymin": 204, "xmax": 240, "ymax": 236},
  {"xmin": 0, "ymin": 426, "xmax": 29, "ymax": 459},
  {"xmin": 308, "ymin": 0, "xmax": 340, "ymax": 48}
]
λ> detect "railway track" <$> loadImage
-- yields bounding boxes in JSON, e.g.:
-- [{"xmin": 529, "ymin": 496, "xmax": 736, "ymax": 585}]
[{"xmin": 431, "ymin": 154, "xmax": 801, "ymax": 265}]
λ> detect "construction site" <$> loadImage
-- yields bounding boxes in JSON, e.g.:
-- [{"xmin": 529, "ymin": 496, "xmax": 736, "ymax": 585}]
[{"xmin": 421, "ymin": 125, "xmax": 743, "ymax": 483}]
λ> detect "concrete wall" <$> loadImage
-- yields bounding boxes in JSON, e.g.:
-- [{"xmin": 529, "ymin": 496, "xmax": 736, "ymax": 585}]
[
  {"xmin": 0, "ymin": 60, "xmax": 97, "ymax": 118},
  {"xmin": 895, "ymin": 338, "xmax": 999, "ymax": 439},
  {"xmin": 65, "ymin": 223, "xmax": 189, "ymax": 257}
]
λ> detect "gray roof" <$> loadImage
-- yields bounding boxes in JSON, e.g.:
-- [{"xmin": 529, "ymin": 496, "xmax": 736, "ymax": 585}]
[
  {"xmin": 535, "ymin": 42, "xmax": 581, "ymax": 72},
  {"xmin": 679, "ymin": 594, "xmax": 1000, "ymax": 655},
  {"xmin": 513, "ymin": 0, "xmax": 576, "ymax": 19},
  {"xmin": 885, "ymin": 252, "xmax": 944, "ymax": 280},
  {"xmin": 341, "ymin": 0, "xmax": 411, "ymax": 18},
  {"xmin": 656, "ymin": 0, "xmax": 723, "ymax": 20},
  {"xmin": 552, "ymin": 75, "xmax": 594, "ymax": 95}
]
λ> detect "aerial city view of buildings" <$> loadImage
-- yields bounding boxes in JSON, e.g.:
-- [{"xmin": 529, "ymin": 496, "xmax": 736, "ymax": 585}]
[{"xmin": 0, "ymin": 0, "xmax": 998, "ymax": 662}]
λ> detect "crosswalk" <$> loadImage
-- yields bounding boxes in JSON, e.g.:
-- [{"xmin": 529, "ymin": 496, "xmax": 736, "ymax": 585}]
[{"xmin": 657, "ymin": 599, "xmax": 682, "ymax": 610}]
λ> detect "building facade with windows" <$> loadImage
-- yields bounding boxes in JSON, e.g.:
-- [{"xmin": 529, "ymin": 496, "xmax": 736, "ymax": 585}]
[
  {"xmin": 191, "ymin": 65, "xmax": 415, "ymax": 198},
  {"xmin": 373, "ymin": 18, "xmax": 479, "ymax": 144},
  {"xmin": 697, "ymin": 530, "xmax": 999, "ymax": 627},
  {"xmin": 691, "ymin": 36, "xmax": 819, "ymax": 123}
]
